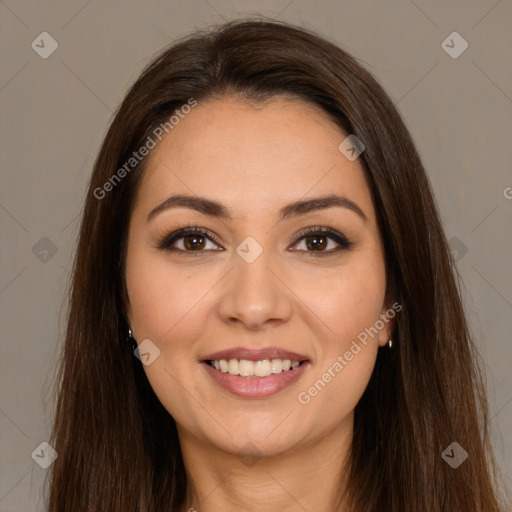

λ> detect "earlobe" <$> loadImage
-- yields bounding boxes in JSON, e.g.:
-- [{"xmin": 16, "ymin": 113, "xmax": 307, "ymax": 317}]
[
  {"xmin": 377, "ymin": 302, "xmax": 396, "ymax": 347},
  {"xmin": 378, "ymin": 327, "xmax": 393, "ymax": 347}
]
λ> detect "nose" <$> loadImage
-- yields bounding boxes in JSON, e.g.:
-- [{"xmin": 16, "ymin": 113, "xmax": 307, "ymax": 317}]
[{"xmin": 217, "ymin": 246, "xmax": 293, "ymax": 331}]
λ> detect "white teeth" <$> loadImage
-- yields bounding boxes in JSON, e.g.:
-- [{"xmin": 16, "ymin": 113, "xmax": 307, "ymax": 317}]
[
  {"xmin": 255, "ymin": 360, "xmax": 271, "ymax": 377},
  {"xmin": 228, "ymin": 359, "xmax": 240, "ymax": 375},
  {"xmin": 209, "ymin": 358, "xmax": 303, "ymax": 377},
  {"xmin": 271, "ymin": 359, "xmax": 282, "ymax": 373},
  {"xmin": 239, "ymin": 359, "xmax": 254, "ymax": 376}
]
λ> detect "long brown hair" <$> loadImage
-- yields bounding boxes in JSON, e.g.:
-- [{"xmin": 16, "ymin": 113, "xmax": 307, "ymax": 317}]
[{"xmin": 47, "ymin": 18, "xmax": 505, "ymax": 511}]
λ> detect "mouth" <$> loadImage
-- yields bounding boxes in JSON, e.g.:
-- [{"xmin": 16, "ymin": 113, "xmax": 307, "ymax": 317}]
[{"xmin": 200, "ymin": 347, "xmax": 310, "ymax": 398}]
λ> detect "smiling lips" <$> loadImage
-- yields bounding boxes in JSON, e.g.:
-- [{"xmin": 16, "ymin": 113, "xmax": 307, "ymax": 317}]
[{"xmin": 201, "ymin": 347, "xmax": 310, "ymax": 398}]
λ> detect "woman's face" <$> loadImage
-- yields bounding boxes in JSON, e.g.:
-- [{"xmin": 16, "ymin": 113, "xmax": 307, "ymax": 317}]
[{"xmin": 124, "ymin": 96, "xmax": 392, "ymax": 458}]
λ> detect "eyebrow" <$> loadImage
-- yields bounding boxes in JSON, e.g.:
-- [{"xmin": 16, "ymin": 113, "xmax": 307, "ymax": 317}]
[{"xmin": 146, "ymin": 193, "xmax": 368, "ymax": 223}]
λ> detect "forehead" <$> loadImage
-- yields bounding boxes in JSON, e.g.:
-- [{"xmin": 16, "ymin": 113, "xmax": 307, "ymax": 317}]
[{"xmin": 134, "ymin": 96, "xmax": 375, "ymax": 220}]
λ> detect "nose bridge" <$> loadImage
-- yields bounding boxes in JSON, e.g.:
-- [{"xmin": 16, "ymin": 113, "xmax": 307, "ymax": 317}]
[{"xmin": 218, "ymin": 239, "xmax": 292, "ymax": 328}]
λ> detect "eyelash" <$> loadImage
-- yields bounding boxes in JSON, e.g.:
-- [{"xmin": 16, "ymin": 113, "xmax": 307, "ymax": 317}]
[{"xmin": 156, "ymin": 223, "xmax": 354, "ymax": 257}]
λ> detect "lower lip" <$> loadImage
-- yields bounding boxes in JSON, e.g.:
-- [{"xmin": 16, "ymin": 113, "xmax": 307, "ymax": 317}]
[{"xmin": 201, "ymin": 361, "xmax": 310, "ymax": 398}]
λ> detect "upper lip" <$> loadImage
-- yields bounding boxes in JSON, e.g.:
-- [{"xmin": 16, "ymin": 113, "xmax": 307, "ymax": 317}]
[{"xmin": 201, "ymin": 347, "xmax": 309, "ymax": 362}]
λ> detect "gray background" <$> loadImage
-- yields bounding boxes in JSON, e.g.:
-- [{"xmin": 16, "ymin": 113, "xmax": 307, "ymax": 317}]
[{"xmin": 1, "ymin": 1, "xmax": 511, "ymax": 510}]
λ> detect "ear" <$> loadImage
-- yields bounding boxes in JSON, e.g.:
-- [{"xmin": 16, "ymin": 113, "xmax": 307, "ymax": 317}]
[{"xmin": 377, "ymin": 300, "xmax": 398, "ymax": 347}]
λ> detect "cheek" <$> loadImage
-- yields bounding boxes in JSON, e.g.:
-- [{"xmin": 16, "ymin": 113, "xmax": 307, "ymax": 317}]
[
  {"xmin": 125, "ymin": 247, "xmax": 210, "ymax": 425},
  {"xmin": 303, "ymin": 257, "xmax": 387, "ymax": 348},
  {"xmin": 125, "ymin": 247, "xmax": 213, "ymax": 342},
  {"xmin": 294, "ymin": 266, "xmax": 384, "ymax": 427},
  {"xmin": 293, "ymin": 255, "xmax": 385, "ymax": 408}
]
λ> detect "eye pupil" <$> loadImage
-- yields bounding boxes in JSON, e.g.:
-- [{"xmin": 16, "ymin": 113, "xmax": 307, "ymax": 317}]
[
  {"xmin": 306, "ymin": 235, "xmax": 327, "ymax": 251},
  {"xmin": 184, "ymin": 234, "xmax": 206, "ymax": 250}
]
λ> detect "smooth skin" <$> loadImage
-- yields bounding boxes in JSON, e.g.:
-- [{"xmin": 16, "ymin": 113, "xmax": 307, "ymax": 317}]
[{"xmin": 124, "ymin": 96, "xmax": 395, "ymax": 511}]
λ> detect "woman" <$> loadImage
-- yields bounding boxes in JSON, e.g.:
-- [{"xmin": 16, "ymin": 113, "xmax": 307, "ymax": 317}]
[{"xmin": 47, "ymin": 19, "xmax": 505, "ymax": 511}]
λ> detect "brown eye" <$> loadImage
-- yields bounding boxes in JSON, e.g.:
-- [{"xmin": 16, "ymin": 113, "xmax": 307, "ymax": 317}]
[
  {"xmin": 182, "ymin": 234, "xmax": 206, "ymax": 251},
  {"xmin": 157, "ymin": 227, "xmax": 223, "ymax": 253},
  {"xmin": 291, "ymin": 227, "xmax": 353, "ymax": 254},
  {"xmin": 304, "ymin": 234, "xmax": 328, "ymax": 251}
]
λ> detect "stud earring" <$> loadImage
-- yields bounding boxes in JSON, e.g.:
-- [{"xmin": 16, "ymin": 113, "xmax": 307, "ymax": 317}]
[
  {"xmin": 127, "ymin": 327, "xmax": 137, "ymax": 350},
  {"xmin": 388, "ymin": 330, "xmax": 393, "ymax": 348}
]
